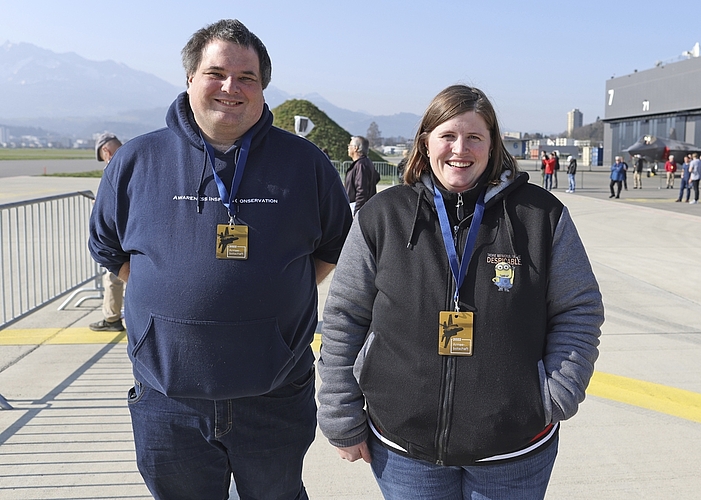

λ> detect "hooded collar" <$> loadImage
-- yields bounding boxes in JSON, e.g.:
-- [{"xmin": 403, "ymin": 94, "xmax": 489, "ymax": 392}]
[
  {"xmin": 165, "ymin": 91, "xmax": 274, "ymax": 214},
  {"xmin": 404, "ymin": 169, "xmax": 529, "ymax": 249}
]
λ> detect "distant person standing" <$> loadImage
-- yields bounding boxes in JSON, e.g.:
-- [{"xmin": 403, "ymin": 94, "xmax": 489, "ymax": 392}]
[
  {"xmin": 566, "ymin": 155, "xmax": 577, "ymax": 193},
  {"xmin": 689, "ymin": 153, "xmax": 700, "ymax": 204},
  {"xmin": 396, "ymin": 149, "xmax": 409, "ymax": 185},
  {"xmin": 543, "ymin": 153, "xmax": 555, "ymax": 191},
  {"xmin": 676, "ymin": 155, "xmax": 691, "ymax": 203},
  {"xmin": 610, "ymin": 156, "xmax": 626, "ymax": 199},
  {"xmin": 632, "ymin": 154, "xmax": 644, "ymax": 189},
  {"xmin": 551, "ymin": 151, "xmax": 560, "ymax": 189},
  {"xmin": 345, "ymin": 135, "xmax": 380, "ymax": 214},
  {"xmin": 665, "ymin": 154, "xmax": 677, "ymax": 189},
  {"xmin": 540, "ymin": 150, "xmax": 548, "ymax": 188},
  {"xmin": 89, "ymin": 132, "xmax": 125, "ymax": 332}
]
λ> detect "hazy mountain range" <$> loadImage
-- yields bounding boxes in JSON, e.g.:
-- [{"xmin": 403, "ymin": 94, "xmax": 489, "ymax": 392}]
[{"xmin": 0, "ymin": 41, "xmax": 419, "ymax": 141}]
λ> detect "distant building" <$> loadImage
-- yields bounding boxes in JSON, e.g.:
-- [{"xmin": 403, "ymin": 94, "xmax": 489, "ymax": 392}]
[
  {"xmin": 567, "ymin": 109, "xmax": 583, "ymax": 137},
  {"xmin": 603, "ymin": 43, "xmax": 701, "ymax": 165},
  {"xmin": 381, "ymin": 144, "xmax": 409, "ymax": 155},
  {"xmin": 502, "ymin": 136, "xmax": 527, "ymax": 158},
  {"xmin": 526, "ymin": 138, "xmax": 554, "ymax": 159},
  {"xmin": 555, "ymin": 137, "xmax": 575, "ymax": 147},
  {"xmin": 0, "ymin": 126, "xmax": 7, "ymax": 145},
  {"xmin": 503, "ymin": 131, "xmax": 522, "ymax": 139}
]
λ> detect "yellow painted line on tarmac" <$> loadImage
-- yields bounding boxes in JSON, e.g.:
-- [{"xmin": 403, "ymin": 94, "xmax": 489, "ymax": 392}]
[
  {"xmin": 0, "ymin": 328, "xmax": 126, "ymax": 345},
  {"xmin": 621, "ymin": 198, "xmax": 678, "ymax": 203},
  {"xmin": 588, "ymin": 371, "xmax": 701, "ymax": 424},
  {"xmin": 312, "ymin": 333, "xmax": 322, "ymax": 352},
  {"xmin": 3, "ymin": 329, "xmax": 700, "ymax": 424}
]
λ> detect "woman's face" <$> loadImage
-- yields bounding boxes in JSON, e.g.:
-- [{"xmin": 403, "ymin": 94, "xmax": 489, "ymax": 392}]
[{"xmin": 425, "ymin": 111, "xmax": 492, "ymax": 193}]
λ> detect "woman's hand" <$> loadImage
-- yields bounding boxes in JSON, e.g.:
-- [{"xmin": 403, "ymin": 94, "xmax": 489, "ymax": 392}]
[{"xmin": 335, "ymin": 441, "xmax": 372, "ymax": 463}]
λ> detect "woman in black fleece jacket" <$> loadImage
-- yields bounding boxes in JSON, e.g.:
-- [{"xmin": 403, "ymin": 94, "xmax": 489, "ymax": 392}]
[{"xmin": 318, "ymin": 85, "xmax": 604, "ymax": 500}]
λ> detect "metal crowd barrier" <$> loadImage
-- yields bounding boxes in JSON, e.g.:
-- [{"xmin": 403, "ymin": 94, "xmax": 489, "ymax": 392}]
[
  {"xmin": 0, "ymin": 191, "xmax": 100, "ymax": 331},
  {"xmin": 331, "ymin": 161, "xmax": 400, "ymax": 185}
]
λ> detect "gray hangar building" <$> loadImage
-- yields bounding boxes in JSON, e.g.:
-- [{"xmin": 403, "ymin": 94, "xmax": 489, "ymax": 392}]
[{"xmin": 603, "ymin": 48, "xmax": 701, "ymax": 166}]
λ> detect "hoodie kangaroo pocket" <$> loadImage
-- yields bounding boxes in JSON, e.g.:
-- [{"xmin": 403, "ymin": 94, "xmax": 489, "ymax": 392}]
[{"xmin": 131, "ymin": 314, "xmax": 294, "ymax": 399}]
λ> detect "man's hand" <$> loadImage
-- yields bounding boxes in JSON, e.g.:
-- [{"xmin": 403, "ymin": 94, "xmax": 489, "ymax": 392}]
[
  {"xmin": 118, "ymin": 261, "xmax": 130, "ymax": 283},
  {"xmin": 335, "ymin": 442, "xmax": 371, "ymax": 463},
  {"xmin": 314, "ymin": 259, "xmax": 335, "ymax": 285}
]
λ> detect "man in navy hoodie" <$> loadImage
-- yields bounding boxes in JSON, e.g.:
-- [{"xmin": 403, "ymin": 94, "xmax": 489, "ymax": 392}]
[{"xmin": 89, "ymin": 19, "xmax": 352, "ymax": 500}]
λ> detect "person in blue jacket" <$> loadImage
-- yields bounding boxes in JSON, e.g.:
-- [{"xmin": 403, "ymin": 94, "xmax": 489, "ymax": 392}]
[
  {"xmin": 610, "ymin": 156, "xmax": 627, "ymax": 198},
  {"xmin": 88, "ymin": 19, "xmax": 352, "ymax": 500}
]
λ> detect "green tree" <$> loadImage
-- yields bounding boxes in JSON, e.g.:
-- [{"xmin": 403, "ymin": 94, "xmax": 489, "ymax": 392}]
[
  {"xmin": 366, "ymin": 121, "xmax": 382, "ymax": 148},
  {"xmin": 572, "ymin": 120, "xmax": 604, "ymax": 142}
]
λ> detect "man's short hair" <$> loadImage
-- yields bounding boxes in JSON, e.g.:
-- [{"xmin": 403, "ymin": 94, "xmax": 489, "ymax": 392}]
[
  {"xmin": 95, "ymin": 132, "xmax": 121, "ymax": 162},
  {"xmin": 181, "ymin": 19, "xmax": 272, "ymax": 89},
  {"xmin": 350, "ymin": 136, "xmax": 369, "ymax": 155}
]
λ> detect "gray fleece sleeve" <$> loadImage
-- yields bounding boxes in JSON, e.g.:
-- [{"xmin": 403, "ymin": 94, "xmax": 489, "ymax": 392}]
[
  {"xmin": 317, "ymin": 219, "xmax": 377, "ymax": 448},
  {"xmin": 542, "ymin": 206, "xmax": 604, "ymax": 423}
]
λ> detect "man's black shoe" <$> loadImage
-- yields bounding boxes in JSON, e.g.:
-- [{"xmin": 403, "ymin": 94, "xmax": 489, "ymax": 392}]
[{"xmin": 89, "ymin": 319, "xmax": 125, "ymax": 332}]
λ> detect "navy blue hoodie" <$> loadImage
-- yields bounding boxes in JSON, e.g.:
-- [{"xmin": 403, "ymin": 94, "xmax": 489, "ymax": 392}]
[{"xmin": 89, "ymin": 92, "xmax": 352, "ymax": 399}]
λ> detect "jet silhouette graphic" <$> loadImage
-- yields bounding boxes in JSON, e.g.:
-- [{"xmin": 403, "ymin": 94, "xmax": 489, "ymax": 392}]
[
  {"xmin": 217, "ymin": 227, "xmax": 239, "ymax": 254},
  {"xmin": 440, "ymin": 314, "xmax": 464, "ymax": 349}
]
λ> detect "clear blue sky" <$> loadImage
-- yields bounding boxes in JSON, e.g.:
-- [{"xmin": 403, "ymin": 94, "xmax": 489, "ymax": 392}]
[{"xmin": 2, "ymin": 0, "xmax": 700, "ymax": 134}]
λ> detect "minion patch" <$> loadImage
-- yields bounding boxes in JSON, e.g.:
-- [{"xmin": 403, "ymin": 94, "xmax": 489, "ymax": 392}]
[{"xmin": 487, "ymin": 253, "xmax": 520, "ymax": 292}]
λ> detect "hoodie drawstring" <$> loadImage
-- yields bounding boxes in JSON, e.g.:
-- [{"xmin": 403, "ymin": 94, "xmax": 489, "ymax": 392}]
[{"xmin": 195, "ymin": 148, "xmax": 208, "ymax": 213}]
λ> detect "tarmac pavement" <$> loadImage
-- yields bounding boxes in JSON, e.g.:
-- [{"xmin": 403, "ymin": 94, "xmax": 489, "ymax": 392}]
[{"xmin": 1, "ymin": 167, "xmax": 700, "ymax": 499}]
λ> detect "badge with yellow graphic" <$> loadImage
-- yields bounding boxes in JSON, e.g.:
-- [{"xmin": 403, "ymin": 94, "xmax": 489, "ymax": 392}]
[
  {"xmin": 492, "ymin": 261, "xmax": 514, "ymax": 292},
  {"xmin": 216, "ymin": 224, "xmax": 248, "ymax": 260},
  {"xmin": 438, "ymin": 311, "xmax": 473, "ymax": 356}
]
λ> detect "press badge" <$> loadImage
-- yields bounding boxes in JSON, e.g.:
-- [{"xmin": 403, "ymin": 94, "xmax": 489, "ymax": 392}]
[
  {"xmin": 216, "ymin": 224, "xmax": 248, "ymax": 260},
  {"xmin": 438, "ymin": 311, "xmax": 474, "ymax": 356}
]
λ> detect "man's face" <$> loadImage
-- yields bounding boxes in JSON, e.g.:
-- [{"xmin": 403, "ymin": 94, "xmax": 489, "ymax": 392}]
[{"xmin": 187, "ymin": 40, "xmax": 264, "ymax": 146}]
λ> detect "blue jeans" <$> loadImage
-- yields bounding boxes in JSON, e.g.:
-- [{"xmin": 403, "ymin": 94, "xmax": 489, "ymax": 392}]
[
  {"xmin": 678, "ymin": 179, "xmax": 690, "ymax": 201},
  {"xmin": 369, "ymin": 434, "xmax": 558, "ymax": 500},
  {"xmin": 568, "ymin": 173, "xmax": 576, "ymax": 192},
  {"xmin": 128, "ymin": 367, "xmax": 316, "ymax": 500},
  {"xmin": 543, "ymin": 173, "xmax": 552, "ymax": 190}
]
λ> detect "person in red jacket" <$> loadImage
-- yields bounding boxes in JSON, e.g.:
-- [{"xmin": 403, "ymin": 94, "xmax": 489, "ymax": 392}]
[
  {"xmin": 543, "ymin": 154, "xmax": 556, "ymax": 191},
  {"xmin": 665, "ymin": 154, "xmax": 677, "ymax": 189}
]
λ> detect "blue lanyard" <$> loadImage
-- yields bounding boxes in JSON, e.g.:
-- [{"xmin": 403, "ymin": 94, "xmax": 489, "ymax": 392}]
[
  {"xmin": 433, "ymin": 186, "xmax": 486, "ymax": 311},
  {"xmin": 202, "ymin": 129, "xmax": 254, "ymax": 223}
]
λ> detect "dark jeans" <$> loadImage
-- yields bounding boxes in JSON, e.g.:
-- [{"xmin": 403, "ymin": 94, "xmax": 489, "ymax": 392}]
[
  {"xmin": 692, "ymin": 179, "xmax": 700, "ymax": 201},
  {"xmin": 678, "ymin": 179, "xmax": 691, "ymax": 201},
  {"xmin": 610, "ymin": 180, "xmax": 622, "ymax": 197},
  {"xmin": 544, "ymin": 173, "xmax": 552, "ymax": 190},
  {"xmin": 128, "ymin": 368, "xmax": 317, "ymax": 500}
]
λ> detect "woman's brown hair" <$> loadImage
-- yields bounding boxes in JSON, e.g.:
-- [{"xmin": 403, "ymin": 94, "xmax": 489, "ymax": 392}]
[{"xmin": 403, "ymin": 85, "xmax": 519, "ymax": 186}]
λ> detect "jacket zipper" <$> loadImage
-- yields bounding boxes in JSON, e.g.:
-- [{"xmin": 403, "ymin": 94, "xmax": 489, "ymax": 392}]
[{"xmin": 436, "ymin": 212, "xmax": 466, "ymax": 465}]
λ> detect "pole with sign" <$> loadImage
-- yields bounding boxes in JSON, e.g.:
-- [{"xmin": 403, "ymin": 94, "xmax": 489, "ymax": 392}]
[{"xmin": 294, "ymin": 116, "xmax": 315, "ymax": 137}]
